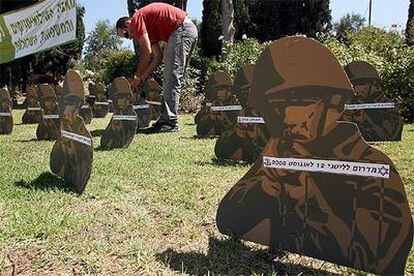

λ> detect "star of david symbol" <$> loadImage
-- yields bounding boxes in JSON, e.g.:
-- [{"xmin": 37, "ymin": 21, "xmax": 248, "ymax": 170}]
[{"xmin": 379, "ymin": 166, "xmax": 389, "ymax": 177}]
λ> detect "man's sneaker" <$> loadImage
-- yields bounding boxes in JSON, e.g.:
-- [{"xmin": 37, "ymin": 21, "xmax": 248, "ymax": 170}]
[{"xmin": 146, "ymin": 123, "xmax": 179, "ymax": 134}]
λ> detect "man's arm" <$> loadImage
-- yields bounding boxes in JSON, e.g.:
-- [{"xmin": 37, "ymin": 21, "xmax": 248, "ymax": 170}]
[{"xmin": 141, "ymin": 43, "xmax": 163, "ymax": 81}]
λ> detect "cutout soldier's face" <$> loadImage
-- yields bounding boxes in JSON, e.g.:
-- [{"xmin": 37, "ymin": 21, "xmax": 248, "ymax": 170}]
[
  {"xmin": 116, "ymin": 97, "xmax": 128, "ymax": 110},
  {"xmin": 354, "ymin": 83, "xmax": 376, "ymax": 97},
  {"xmin": 283, "ymin": 101, "xmax": 324, "ymax": 141},
  {"xmin": 1, "ymin": 100, "xmax": 8, "ymax": 110},
  {"xmin": 44, "ymin": 99, "xmax": 55, "ymax": 110},
  {"xmin": 63, "ymin": 104, "xmax": 77, "ymax": 122}
]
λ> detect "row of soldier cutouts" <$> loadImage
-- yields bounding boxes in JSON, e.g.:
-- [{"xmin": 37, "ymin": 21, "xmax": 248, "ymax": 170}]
[{"xmin": 0, "ymin": 36, "xmax": 412, "ymax": 275}]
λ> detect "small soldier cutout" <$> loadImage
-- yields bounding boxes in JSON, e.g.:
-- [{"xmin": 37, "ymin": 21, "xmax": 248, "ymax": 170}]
[
  {"xmin": 215, "ymin": 64, "xmax": 270, "ymax": 163},
  {"xmin": 143, "ymin": 79, "xmax": 163, "ymax": 121},
  {"xmin": 22, "ymin": 86, "xmax": 42, "ymax": 124},
  {"xmin": 0, "ymin": 87, "xmax": 13, "ymax": 135},
  {"xmin": 196, "ymin": 71, "xmax": 241, "ymax": 137},
  {"xmin": 108, "ymin": 99, "xmax": 115, "ymax": 113},
  {"xmin": 216, "ymin": 37, "xmax": 413, "ymax": 275},
  {"xmin": 91, "ymin": 83, "xmax": 109, "ymax": 118},
  {"xmin": 101, "ymin": 77, "xmax": 138, "ymax": 149},
  {"xmin": 342, "ymin": 61, "xmax": 403, "ymax": 141},
  {"xmin": 79, "ymin": 98, "xmax": 93, "ymax": 125},
  {"xmin": 86, "ymin": 83, "xmax": 96, "ymax": 106},
  {"xmin": 131, "ymin": 85, "xmax": 151, "ymax": 130},
  {"xmin": 36, "ymin": 84, "xmax": 60, "ymax": 140},
  {"xmin": 50, "ymin": 70, "xmax": 93, "ymax": 194}
]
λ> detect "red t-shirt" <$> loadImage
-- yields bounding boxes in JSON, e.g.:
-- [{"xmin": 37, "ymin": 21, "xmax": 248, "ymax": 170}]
[{"xmin": 129, "ymin": 3, "xmax": 187, "ymax": 44}]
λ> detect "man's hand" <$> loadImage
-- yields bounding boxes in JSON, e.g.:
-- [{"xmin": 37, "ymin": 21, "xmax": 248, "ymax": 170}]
[{"xmin": 130, "ymin": 76, "xmax": 142, "ymax": 90}]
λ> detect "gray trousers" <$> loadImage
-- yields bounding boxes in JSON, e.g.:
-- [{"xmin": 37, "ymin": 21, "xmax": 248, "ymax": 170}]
[{"xmin": 159, "ymin": 17, "xmax": 198, "ymax": 126}]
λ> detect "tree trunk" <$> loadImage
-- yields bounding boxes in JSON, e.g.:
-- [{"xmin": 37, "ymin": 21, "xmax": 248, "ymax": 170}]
[{"xmin": 221, "ymin": 0, "xmax": 235, "ymax": 43}]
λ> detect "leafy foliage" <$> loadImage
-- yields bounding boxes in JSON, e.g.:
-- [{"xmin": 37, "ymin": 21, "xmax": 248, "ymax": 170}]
[
  {"xmin": 84, "ymin": 20, "xmax": 123, "ymax": 71},
  {"xmin": 320, "ymin": 27, "xmax": 414, "ymax": 122},
  {"xmin": 334, "ymin": 13, "xmax": 366, "ymax": 42}
]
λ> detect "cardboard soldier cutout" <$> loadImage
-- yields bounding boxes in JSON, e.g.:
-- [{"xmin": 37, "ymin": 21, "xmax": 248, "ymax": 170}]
[
  {"xmin": 22, "ymin": 86, "xmax": 42, "ymax": 124},
  {"xmin": 342, "ymin": 61, "xmax": 403, "ymax": 141},
  {"xmin": 131, "ymin": 85, "xmax": 151, "ymax": 130},
  {"xmin": 79, "ymin": 99, "xmax": 93, "ymax": 125},
  {"xmin": 143, "ymin": 79, "xmax": 163, "ymax": 121},
  {"xmin": 0, "ymin": 87, "xmax": 13, "ymax": 135},
  {"xmin": 108, "ymin": 99, "xmax": 115, "ymax": 113},
  {"xmin": 86, "ymin": 83, "xmax": 96, "ymax": 106},
  {"xmin": 90, "ymin": 83, "xmax": 109, "ymax": 118},
  {"xmin": 215, "ymin": 64, "xmax": 270, "ymax": 163},
  {"xmin": 36, "ymin": 84, "xmax": 60, "ymax": 140},
  {"xmin": 216, "ymin": 37, "xmax": 413, "ymax": 275},
  {"xmin": 101, "ymin": 77, "xmax": 138, "ymax": 149},
  {"xmin": 50, "ymin": 70, "xmax": 93, "ymax": 194},
  {"xmin": 196, "ymin": 71, "xmax": 241, "ymax": 137}
]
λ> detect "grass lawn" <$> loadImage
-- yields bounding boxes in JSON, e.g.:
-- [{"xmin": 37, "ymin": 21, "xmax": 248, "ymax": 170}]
[{"xmin": 1, "ymin": 110, "xmax": 413, "ymax": 275}]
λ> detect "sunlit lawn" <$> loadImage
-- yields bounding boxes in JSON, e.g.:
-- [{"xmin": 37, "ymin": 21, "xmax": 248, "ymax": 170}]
[{"xmin": 1, "ymin": 110, "xmax": 413, "ymax": 275}]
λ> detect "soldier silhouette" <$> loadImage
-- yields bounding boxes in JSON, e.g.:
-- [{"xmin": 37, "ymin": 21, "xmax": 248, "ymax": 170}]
[
  {"xmin": 342, "ymin": 61, "xmax": 403, "ymax": 141},
  {"xmin": 36, "ymin": 84, "xmax": 60, "ymax": 140},
  {"xmin": 216, "ymin": 37, "xmax": 413, "ymax": 274},
  {"xmin": 0, "ymin": 87, "xmax": 13, "ymax": 135},
  {"xmin": 196, "ymin": 71, "xmax": 241, "ymax": 137},
  {"xmin": 90, "ymin": 83, "xmax": 109, "ymax": 118},
  {"xmin": 101, "ymin": 77, "xmax": 138, "ymax": 149},
  {"xmin": 143, "ymin": 79, "xmax": 163, "ymax": 121},
  {"xmin": 22, "ymin": 86, "xmax": 42, "ymax": 124},
  {"xmin": 215, "ymin": 64, "xmax": 270, "ymax": 163},
  {"xmin": 50, "ymin": 70, "xmax": 93, "ymax": 194}
]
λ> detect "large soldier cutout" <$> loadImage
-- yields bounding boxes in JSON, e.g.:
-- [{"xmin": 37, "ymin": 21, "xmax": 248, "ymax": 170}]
[
  {"xmin": 216, "ymin": 37, "xmax": 413, "ymax": 274},
  {"xmin": 50, "ymin": 70, "xmax": 93, "ymax": 194},
  {"xmin": 22, "ymin": 86, "xmax": 42, "ymax": 124},
  {"xmin": 36, "ymin": 84, "xmax": 60, "ymax": 140},
  {"xmin": 0, "ymin": 87, "xmax": 13, "ymax": 135},
  {"xmin": 101, "ymin": 77, "xmax": 138, "ymax": 149},
  {"xmin": 196, "ymin": 72, "xmax": 241, "ymax": 137},
  {"xmin": 90, "ymin": 83, "xmax": 109, "ymax": 118},
  {"xmin": 215, "ymin": 64, "xmax": 270, "ymax": 163},
  {"xmin": 342, "ymin": 61, "xmax": 403, "ymax": 141}
]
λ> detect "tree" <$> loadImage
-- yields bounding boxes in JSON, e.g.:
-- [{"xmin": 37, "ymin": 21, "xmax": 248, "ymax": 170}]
[
  {"xmin": 334, "ymin": 13, "xmax": 366, "ymax": 42},
  {"xmin": 200, "ymin": 0, "xmax": 223, "ymax": 58},
  {"xmin": 84, "ymin": 20, "xmax": 122, "ymax": 71},
  {"xmin": 406, "ymin": 0, "xmax": 414, "ymax": 45},
  {"xmin": 247, "ymin": 0, "xmax": 331, "ymax": 42},
  {"xmin": 233, "ymin": 0, "xmax": 252, "ymax": 40}
]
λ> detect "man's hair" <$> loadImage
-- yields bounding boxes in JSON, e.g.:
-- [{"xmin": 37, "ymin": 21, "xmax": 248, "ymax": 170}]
[{"xmin": 116, "ymin": 17, "xmax": 130, "ymax": 29}]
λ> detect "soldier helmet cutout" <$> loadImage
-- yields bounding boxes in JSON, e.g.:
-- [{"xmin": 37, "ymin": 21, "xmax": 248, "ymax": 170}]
[
  {"xmin": 143, "ymin": 79, "xmax": 163, "ymax": 121},
  {"xmin": 196, "ymin": 71, "xmax": 241, "ymax": 137},
  {"xmin": 101, "ymin": 77, "xmax": 138, "ymax": 149},
  {"xmin": 131, "ymin": 84, "xmax": 151, "ymax": 130},
  {"xmin": 215, "ymin": 64, "xmax": 270, "ymax": 163},
  {"xmin": 342, "ymin": 61, "xmax": 403, "ymax": 141},
  {"xmin": 36, "ymin": 84, "xmax": 60, "ymax": 140},
  {"xmin": 50, "ymin": 70, "xmax": 93, "ymax": 194},
  {"xmin": 0, "ymin": 87, "xmax": 13, "ymax": 135},
  {"xmin": 216, "ymin": 36, "xmax": 413, "ymax": 274},
  {"xmin": 91, "ymin": 83, "xmax": 109, "ymax": 118},
  {"xmin": 22, "ymin": 86, "xmax": 42, "ymax": 124}
]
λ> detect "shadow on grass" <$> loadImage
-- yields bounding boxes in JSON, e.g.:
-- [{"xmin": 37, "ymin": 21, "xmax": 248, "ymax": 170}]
[
  {"xmin": 156, "ymin": 237, "xmax": 337, "ymax": 275},
  {"xmin": 195, "ymin": 158, "xmax": 251, "ymax": 167},
  {"xmin": 14, "ymin": 172, "xmax": 75, "ymax": 193},
  {"xmin": 14, "ymin": 138, "xmax": 41, "ymax": 143},
  {"xmin": 90, "ymin": 129, "xmax": 105, "ymax": 137}
]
